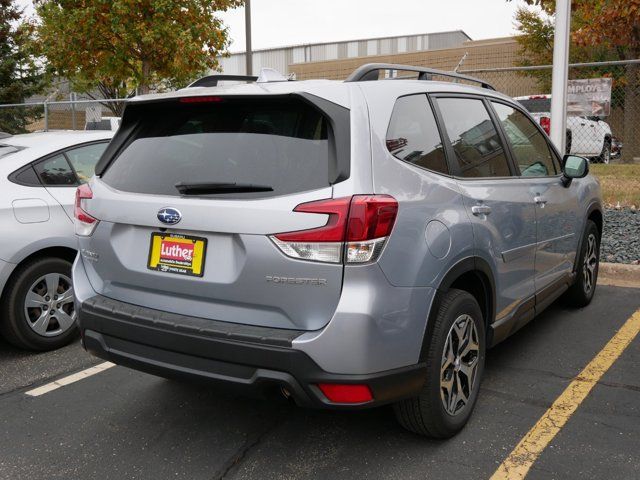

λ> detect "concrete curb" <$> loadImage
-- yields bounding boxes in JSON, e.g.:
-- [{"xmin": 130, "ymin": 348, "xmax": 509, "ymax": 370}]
[{"xmin": 598, "ymin": 262, "xmax": 640, "ymax": 288}]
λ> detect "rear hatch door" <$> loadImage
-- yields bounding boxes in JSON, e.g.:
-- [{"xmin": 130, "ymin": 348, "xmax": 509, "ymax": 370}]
[{"xmin": 80, "ymin": 94, "xmax": 350, "ymax": 331}]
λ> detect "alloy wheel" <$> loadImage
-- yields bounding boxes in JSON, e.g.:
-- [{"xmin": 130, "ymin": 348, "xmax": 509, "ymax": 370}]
[
  {"xmin": 23, "ymin": 273, "xmax": 76, "ymax": 337},
  {"xmin": 583, "ymin": 233, "xmax": 598, "ymax": 294},
  {"xmin": 440, "ymin": 314, "xmax": 480, "ymax": 416}
]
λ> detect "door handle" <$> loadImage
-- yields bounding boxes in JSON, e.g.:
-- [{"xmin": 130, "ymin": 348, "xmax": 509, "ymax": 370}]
[
  {"xmin": 534, "ymin": 196, "xmax": 547, "ymax": 206},
  {"xmin": 471, "ymin": 205, "xmax": 492, "ymax": 216}
]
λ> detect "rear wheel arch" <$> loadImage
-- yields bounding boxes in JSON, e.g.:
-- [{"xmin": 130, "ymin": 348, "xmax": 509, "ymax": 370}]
[
  {"xmin": 588, "ymin": 208, "xmax": 603, "ymax": 239},
  {"xmin": 0, "ymin": 247, "xmax": 77, "ymax": 302},
  {"xmin": 420, "ymin": 258, "xmax": 496, "ymax": 361},
  {"xmin": 572, "ymin": 204, "xmax": 603, "ymax": 274},
  {"xmin": 440, "ymin": 257, "xmax": 495, "ymax": 327}
]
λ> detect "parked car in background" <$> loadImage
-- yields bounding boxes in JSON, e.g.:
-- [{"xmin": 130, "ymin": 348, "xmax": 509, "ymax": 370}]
[
  {"xmin": 74, "ymin": 65, "xmax": 602, "ymax": 438},
  {"xmin": 0, "ymin": 131, "xmax": 113, "ymax": 350},
  {"xmin": 85, "ymin": 117, "xmax": 120, "ymax": 131},
  {"xmin": 515, "ymin": 95, "xmax": 613, "ymax": 163},
  {"xmin": 611, "ymin": 136, "xmax": 623, "ymax": 159}
]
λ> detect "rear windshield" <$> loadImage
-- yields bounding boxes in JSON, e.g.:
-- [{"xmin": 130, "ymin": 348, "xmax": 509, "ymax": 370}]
[
  {"xmin": 101, "ymin": 97, "xmax": 331, "ymax": 198},
  {"xmin": 517, "ymin": 98, "xmax": 551, "ymax": 113}
]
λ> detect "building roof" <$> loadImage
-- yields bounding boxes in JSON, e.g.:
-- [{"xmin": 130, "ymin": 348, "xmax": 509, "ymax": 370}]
[{"xmin": 226, "ymin": 30, "xmax": 472, "ymax": 55}]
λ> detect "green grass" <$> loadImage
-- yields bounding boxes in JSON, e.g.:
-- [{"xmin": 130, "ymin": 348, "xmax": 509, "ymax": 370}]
[{"xmin": 590, "ymin": 164, "xmax": 640, "ymax": 207}]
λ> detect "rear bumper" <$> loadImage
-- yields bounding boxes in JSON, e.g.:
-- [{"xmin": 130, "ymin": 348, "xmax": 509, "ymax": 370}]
[{"xmin": 78, "ymin": 295, "xmax": 427, "ymax": 409}]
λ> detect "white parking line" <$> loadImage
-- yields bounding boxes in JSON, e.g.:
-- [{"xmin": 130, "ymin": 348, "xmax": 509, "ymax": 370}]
[{"xmin": 25, "ymin": 362, "xmax": 115, "ymax": 397}]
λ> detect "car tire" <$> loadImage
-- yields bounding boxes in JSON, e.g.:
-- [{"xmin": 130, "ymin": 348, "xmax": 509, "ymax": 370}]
[
  {"xmin": 565, "ymin": 220, "xmax": 600, "ymax": 308},
  {"xmin": 566, "ymin": 130, "xmax": 572, "ymax": 155},
  {"xmin": 0, "ymin": 257, "xmax": 78, "ymax": 351},
  {"xmin": 394, "ymin": 289, "xmax": 485, "ymax": 438},
  {"xmin": 598, "ymin": 140, "xmax": 611, "ymax": 164}
]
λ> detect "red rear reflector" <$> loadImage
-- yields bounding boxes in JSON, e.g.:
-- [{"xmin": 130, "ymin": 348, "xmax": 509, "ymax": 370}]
[
  {"xmin": 179, "ymin": 96, "xmax": 224, "ymax": 103},
  {"xmin": 540, "ymin": 116, "xmax": 551, "ymax": 135},
  {"xmin": 317, "ymin": 383, "xmax": 373, "ymax": 404}
]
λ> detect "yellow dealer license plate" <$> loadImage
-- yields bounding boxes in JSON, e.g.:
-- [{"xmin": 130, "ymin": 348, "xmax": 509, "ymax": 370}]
[{"xmin": 147, "ymin": 233, "xmax": 207, "ymax": 277}]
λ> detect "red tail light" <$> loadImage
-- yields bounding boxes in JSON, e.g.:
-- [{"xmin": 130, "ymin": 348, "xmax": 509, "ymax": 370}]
[
  {"xmin": 271, "ymin": 195, "xmax": 398, "ymax": 264},
  {"xmin": 347, "ymin": 195, "xmax": 398, "ymax": 241},
  {"xmin": 275, "ymin": 197, "xmax": 351, "ymax": 242},
  {"xmin": 317, "ymin": 383, "xmax": 373, "ymax": 404},
  {"xmin": 540, "ymin": 116, "xmax": 551, "ymax": 135},
  {"xmin": 74, "ymin": 184, "xmax": 98, "ymax": 236}
]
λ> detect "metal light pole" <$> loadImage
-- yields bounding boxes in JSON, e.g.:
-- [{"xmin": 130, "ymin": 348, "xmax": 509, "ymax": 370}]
[
  {"xmin": 550, "ymin": 0, "xmax": 571, "ymax": 154},
  {"xmin": 245, "ymin": 0, "xmax": 253, "ymax": 75}
]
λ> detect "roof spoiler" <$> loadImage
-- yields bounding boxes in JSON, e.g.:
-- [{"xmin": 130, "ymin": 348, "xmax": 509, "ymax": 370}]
[
  {"xmin": 187, "ymin": 75, "xmax": 258, "ymax": 88},
  {"xmin": 187, "ymin": 69, "xmax": 293, "ymax": 88}
]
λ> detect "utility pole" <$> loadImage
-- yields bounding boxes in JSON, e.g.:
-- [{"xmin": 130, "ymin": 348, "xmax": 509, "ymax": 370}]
[
  {"xmin": 245, "ymin": 0, "xmax": 253, "ymax": 75},
  {"xmin": 550, "ymin": 0, "xmax": 571, "ymax": 154}
]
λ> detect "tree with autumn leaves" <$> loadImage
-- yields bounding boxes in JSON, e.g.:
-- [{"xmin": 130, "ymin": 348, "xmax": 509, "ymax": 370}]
[
  {"xmin": 33, "ymin": 0, "xmax": 243, "ymax": 112},
  {"xmin": 0, "ymin": 0, "xmax": 44, "ymax": 133},
  {"xmin": 513, "ymin": 0, "xmax": 640, "ymax": 162}
]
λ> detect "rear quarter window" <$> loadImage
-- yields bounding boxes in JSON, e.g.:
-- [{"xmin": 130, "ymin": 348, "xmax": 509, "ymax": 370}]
[
  {"xmin": 34, "ymin": 154, "xmax": 77, "ymax": 186},
  {"xmin": 101, "ymin": 97, "xmax": 334, "ymax": 199},
  {"xmin": 385, "ymin": 94, "xmax": 449, "ymax": 175}
]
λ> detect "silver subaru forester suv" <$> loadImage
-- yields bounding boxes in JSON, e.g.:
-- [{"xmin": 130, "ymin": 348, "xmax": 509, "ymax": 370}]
[{"xmin": 73, "ymin": 64, "xmax": 602, "ymax": 437}]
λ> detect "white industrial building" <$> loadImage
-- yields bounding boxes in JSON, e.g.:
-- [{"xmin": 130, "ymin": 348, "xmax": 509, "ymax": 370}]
[{"xmin": 218, "ymin": 30, "xmax": 471, "ymax": 75}]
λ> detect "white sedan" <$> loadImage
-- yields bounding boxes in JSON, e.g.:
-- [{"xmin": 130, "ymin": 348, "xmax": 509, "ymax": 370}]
[{"xmin": 0, "ymin": 131, "xmax": 113, "ymax": 351}]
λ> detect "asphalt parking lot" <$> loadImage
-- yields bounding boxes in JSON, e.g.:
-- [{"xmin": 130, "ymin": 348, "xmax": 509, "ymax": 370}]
[{"xmin": 0, "ymin": 284, "xmax": 638, "ymax": 480}]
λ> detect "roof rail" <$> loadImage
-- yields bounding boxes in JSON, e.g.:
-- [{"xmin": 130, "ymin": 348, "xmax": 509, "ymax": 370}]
[
  {"xmin": 344, "ymin": 63, "xmax": 496, "ymax": 91},
  {"xmin": 187, "ymin": 75, "xmax": 258, "ymax": 88}
]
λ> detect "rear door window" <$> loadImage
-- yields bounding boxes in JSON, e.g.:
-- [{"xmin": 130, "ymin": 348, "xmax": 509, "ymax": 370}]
[
  {"xmin": 436, "ymin": 97, "xmax": 512, "ymax": 178},
  {"xmin": 101, "ymin": 97, "xmax": 333, "ymax": 198},
  {"xmin": 386, "ymin": 95, "xmax": 449, "ymax": 175}
]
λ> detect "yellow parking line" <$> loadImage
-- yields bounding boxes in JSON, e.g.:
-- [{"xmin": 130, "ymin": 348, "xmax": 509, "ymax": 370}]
[{"xmin": 491, "ymin": 308, "xmax": 640, "ymax": 480}]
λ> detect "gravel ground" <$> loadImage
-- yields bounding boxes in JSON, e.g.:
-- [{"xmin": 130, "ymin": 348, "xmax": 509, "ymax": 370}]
[{"xmin": 601, "ymin": 207, "xmax": 640, "ymax": 264}]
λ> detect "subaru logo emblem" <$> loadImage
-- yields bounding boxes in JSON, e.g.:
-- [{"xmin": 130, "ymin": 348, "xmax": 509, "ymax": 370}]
[{"xmin": 157, "ymin": 207, "xmax": 182, "ymax": 225}]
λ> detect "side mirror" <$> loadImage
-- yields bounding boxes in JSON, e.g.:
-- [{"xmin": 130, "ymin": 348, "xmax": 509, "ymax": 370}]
[{"xmin": 561, "ymin": 155, "xmax": 589, "ymax": 187}]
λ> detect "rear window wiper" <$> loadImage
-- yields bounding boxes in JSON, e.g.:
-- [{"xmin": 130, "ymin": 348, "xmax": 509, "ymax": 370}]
[{"xmin": 175, "ymin": 181, "xmax": 274, "ymax": 195}]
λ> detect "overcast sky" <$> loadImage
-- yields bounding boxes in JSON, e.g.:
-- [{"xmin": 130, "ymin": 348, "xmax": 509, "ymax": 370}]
[{"xmin": 17, "ymin": 0, "xmax": 528, "ymax": 52}]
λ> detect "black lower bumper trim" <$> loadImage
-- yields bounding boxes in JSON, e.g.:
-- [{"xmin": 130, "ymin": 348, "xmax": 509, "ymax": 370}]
[{"xmin": 79, "ymin": 295, "xmax": 427, "ymax": 410}]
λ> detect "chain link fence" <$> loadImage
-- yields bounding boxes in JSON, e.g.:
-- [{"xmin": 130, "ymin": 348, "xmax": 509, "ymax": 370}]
[
  {"xmin": 0, "ymin": 98, "xmax": 126, "ymax": 134},
  {"xmin": 460, "ymin": 60, "xmax": 639, "ymax": 163},
  {"xmin": 1, "ymin": 60, "xmax": 639, "ymax": 163}
]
